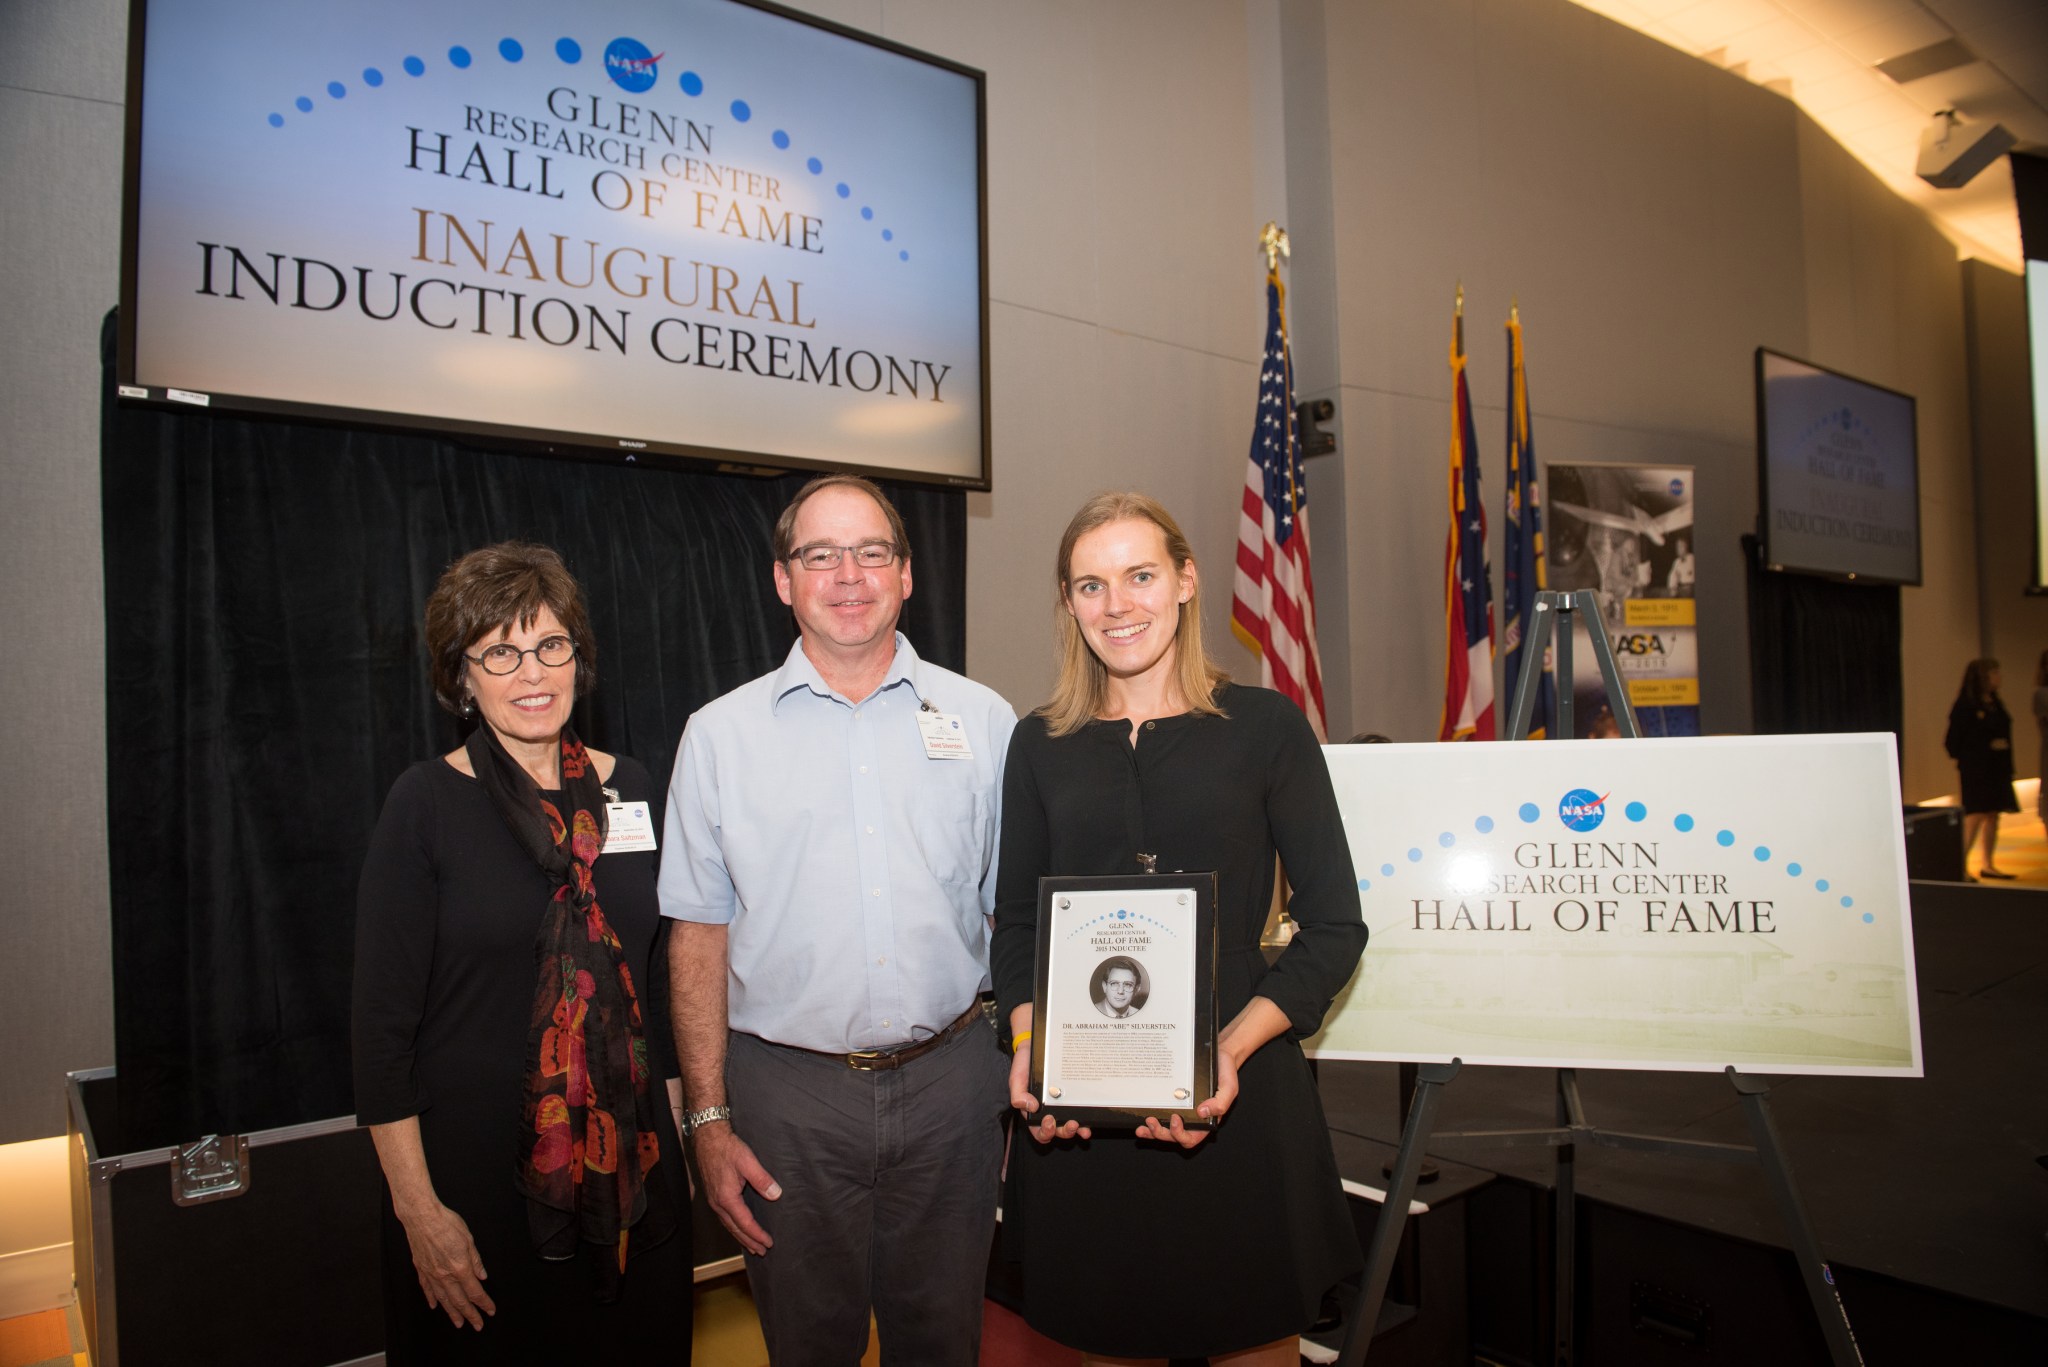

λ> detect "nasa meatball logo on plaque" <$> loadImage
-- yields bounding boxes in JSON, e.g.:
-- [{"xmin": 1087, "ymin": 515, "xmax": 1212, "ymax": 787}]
[{"xmin": 1029, "ymin": 873, "xmax": 1217, "ymax": 1128}]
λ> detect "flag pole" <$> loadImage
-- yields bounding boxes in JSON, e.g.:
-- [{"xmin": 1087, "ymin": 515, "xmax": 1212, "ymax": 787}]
[
  {"xmin": 1232, "ymin": 221, "xmax": 1327, "ymax": 740},
  {"xmin": 1259, "ymin": 223, "xmax": 1302, "ymax": 519}
]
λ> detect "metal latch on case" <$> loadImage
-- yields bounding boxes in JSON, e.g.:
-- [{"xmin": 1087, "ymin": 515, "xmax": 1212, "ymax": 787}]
[{"xmin": 170, "ymin": 1134, "xmax": 250, "ymax": 1205}]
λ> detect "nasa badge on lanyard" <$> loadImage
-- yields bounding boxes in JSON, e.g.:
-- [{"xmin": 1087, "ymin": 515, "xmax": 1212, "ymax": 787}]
[{"xmin": 916, "ymin": 698, "xmax": 972, "ymax": 760}]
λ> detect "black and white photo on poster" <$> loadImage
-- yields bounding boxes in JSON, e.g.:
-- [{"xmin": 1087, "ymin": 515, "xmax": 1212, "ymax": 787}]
[{"xmin": 1544, "ymin": 463, "xmax": 1700, "ymax": 737}]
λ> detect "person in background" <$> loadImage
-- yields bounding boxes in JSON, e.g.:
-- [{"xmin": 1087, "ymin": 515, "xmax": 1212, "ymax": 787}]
[
  {"xmin": 1945, "ymin": 657, "xmax": 2019, "ymax": 880},
  {"xmin": 661, "ymin": 473, "xmax": 1015, "ymax": 1366},
  {"xmin": 2035, "ymin": 650, "xmax": 2048, "ymax": 843},
  {"xmin": 353, "ymin": 543, "xmax": 689, "ymax": 1365},
  {"xmin": 992, "ymin": 491, "xmax": 1366, "ymax": 1365}
]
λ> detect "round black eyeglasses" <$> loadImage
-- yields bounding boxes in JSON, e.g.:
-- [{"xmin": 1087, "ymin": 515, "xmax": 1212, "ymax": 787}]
[{"xmin": 466, "ymin": 636, "xmax": 577, "ymax": 675}]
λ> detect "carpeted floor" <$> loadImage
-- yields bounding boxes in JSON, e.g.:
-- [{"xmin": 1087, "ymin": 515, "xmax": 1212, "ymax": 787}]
[
  {"xmin": 1922, "ymin": 779, "xmax": 2045, "ymax": 883},
  {"xmin": 0, "ymin": 1304, "xmax": 85, "ymax": 1367},
  {"xmin": 688, "ymin": 1279, "xmax": 1079, "ymax": 1367}
]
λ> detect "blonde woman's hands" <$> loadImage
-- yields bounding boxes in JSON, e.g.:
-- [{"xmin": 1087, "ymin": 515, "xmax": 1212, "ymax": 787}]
[
  {"xmin": 1008, "ymin": 1006, "xmax": 1091, "ymax": 1143},
  {"xmin": 1136, "ymin": 996, "xmax": 1290, "ymax": 1149}
]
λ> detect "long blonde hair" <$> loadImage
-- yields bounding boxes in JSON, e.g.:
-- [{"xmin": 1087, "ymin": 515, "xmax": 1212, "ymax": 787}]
[{"xmin": 1038, "ymin": 492, "xmax": 1229, "ymax": 737}]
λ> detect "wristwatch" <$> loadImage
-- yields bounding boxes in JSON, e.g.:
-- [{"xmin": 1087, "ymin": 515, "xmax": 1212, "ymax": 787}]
[{"xmin": 682, "ymin": 1104, "xmax": 732, "ymax": 1135}]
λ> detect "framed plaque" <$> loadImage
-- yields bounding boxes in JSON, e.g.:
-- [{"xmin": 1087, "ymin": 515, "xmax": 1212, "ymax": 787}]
[{"xmin": 1028, "ymin": 873, "xmax": 1217, "ymax": 1128}]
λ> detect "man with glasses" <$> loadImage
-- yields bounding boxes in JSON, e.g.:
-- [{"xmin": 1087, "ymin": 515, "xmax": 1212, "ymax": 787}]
[{"xmin": 661, "ymin": 473, "xmax": 1015, "ymax": 1366}]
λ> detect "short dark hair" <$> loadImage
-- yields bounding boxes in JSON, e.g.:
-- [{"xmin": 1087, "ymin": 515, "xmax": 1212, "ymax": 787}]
[
  {"xmin": 1094, "ymin": 956, "xmax": 1142, "ymax": 992},
  {"xmin": 424, "ymin": 542, "xmax": 597, "ymax": 716},
  {"xmin": 771, "ymin": 473, "xmax": 911, "ymax": 564}
]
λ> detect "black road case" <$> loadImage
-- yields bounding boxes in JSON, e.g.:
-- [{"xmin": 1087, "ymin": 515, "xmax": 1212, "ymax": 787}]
[{"xmin": 67, "ymin": 1068, "xmax": 385, "ymax": 1367}]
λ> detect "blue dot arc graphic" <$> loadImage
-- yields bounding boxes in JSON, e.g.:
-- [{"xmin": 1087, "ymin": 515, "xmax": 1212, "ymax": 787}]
[
  {"xmin": 1352, "ymin": 794, "xmax": 1866, "ymax": 925},
  {"xmin": 263, "ymin": 33, "xmax": 1005, "ymax": 269}
]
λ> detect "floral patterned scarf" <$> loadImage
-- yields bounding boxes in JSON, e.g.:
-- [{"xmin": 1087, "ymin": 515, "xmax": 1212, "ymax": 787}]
[{"xmin": 465, "ymin": 725, "xmax": 674, "ymax": 1301}]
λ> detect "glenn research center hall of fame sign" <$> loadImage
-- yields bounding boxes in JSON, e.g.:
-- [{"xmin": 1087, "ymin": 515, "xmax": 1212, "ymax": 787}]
[{"xmin": 1307, "ymin": 734, "xmax": 1922, "ymax": 1079}]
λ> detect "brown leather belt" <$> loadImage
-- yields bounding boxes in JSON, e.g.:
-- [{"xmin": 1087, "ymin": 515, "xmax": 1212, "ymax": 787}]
[{"xmin": 808, "ymin": 1000, "xmax": 992, "ymax": 1072}]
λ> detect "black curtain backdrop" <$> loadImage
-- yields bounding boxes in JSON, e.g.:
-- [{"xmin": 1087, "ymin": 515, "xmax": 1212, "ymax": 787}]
[
  {"xmin": 99, "ymin": 314, "xmax": 966, "ymax": 1147},
  {"xmin": 1743, "ymin": 534, "xmax": 1903, "ymax": 749}
]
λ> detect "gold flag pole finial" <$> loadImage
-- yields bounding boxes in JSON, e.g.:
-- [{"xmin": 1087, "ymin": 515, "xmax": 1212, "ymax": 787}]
[
  {"xmin": 1259, "ymin": 222, "xmax": 1290, "ymax": 274},
  {"xmin": 1454, "ymin": 281, "xmax": 1465, "ymax": 356},
  {"xmin": 1510, "ymin": 296, "xmax": 1519, "ymax": 326}
]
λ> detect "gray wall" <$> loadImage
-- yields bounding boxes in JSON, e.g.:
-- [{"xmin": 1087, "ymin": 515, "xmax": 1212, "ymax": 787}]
[
  {"xmin": 3, "ymin": 0, "xmax": 123, "ymax": 1142},
  {"xmin": 1965, "ymin": 258, "xmax": 2048, "ymax": 788},
  {"xmin": 1311, "ymin": 0, "xmax": 1979, "ymax": 799},
  {"xmin": 0, "ymin": 0, "xmax": 2004, "ymax": 1141}
]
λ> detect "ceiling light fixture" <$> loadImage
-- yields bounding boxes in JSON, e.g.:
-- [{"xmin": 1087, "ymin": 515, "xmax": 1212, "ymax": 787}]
[{"xmin": 1915, "ymin": 109, "xmax": 2016, "ymax": 190}]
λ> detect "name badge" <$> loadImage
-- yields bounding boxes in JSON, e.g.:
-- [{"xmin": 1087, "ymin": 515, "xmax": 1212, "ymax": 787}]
[
  {"xmin": 603, "ymin": 801, "xmax": 659, "ymax": 853},
  {"xmin": 917, "ymin": 710, "xmax": 973, "ymax": 760}
]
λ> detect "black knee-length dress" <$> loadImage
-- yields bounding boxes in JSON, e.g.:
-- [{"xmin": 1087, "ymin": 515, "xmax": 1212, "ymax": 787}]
[
  {"xmin": 1945, "ymin": 695, "xmax": 2018, "ymax": 814},
  {"xmin": 353, "ymin": 756, "xmax": 690, "ymax": 1365},
  {"xmin": 990, "ymin": 685, "xmax": 1368, "ymax": 1358}
]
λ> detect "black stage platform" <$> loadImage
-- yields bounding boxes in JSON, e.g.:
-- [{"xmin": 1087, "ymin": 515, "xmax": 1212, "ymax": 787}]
[{"xmin": 1314, "ymin": 879, "xmax": 2048, "ymax": 1365}]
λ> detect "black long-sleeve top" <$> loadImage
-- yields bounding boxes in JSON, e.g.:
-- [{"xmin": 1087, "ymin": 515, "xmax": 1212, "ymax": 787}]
[{"xmin": 990, "ymin": 683, "xmax": 1366, "ymax": 1038}]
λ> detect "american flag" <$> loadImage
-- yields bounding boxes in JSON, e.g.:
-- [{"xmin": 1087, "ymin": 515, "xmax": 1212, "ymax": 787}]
[
  {"xmin": 1440, "ymin": 300, "xmax": 1496, "ymax": 740},
  {"xmin": 1231, "ymin": 274, "xmax": 1327, "ymax": 739},
  {"xmin": 1502, "ymin": 308, "xmax": 1553, "ymax": 737}
]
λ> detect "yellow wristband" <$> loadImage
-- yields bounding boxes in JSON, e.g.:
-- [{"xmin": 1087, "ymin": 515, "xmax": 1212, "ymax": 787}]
[{"xmin": 1011, "ymin": 1030, "xmax": 1033, "ymax": 1053}]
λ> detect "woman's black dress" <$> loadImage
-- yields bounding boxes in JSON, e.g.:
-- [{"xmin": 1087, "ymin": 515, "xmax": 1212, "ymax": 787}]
[
  {"xmin": 1945, "ymin": 695, "xmax": 2018, "ymax": 814},
  {"xmin": 353, "ymin": 756, "xmax": 690, "ymax": 1365},
  {"xmin": 990, "ymin": 685, "xmax": 1368, "ymax": 1358}
]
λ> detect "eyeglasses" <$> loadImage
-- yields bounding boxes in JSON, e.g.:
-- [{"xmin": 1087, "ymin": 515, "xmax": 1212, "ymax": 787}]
[
  {"xmin": 789, "ymin": 542, "xmax": 901, "ymax": 571},
  {"xmin": 466, "ymin": 635, "xmax": 577, "ymax": 675}
]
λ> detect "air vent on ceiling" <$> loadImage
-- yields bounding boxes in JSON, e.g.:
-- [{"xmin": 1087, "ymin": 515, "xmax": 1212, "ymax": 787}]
[{"xmin": 1876, "ymin": 38, "xmax": 1977, "ymax": 85}]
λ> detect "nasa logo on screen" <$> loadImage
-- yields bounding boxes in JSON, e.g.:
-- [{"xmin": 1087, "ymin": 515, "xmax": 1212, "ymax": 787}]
[
  {"xmin": 604, "ymin": 38, "xmax": 663, "ymax": 93},
  {"xmin": 1558, "ymin": 788, "xmax": 1608, "ymax": 833}
]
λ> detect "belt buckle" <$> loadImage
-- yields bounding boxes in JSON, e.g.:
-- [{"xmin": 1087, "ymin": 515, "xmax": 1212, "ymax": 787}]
[{"xmin": 845, "ymin": 1048, "xmax": 894, "ymax": 1072}]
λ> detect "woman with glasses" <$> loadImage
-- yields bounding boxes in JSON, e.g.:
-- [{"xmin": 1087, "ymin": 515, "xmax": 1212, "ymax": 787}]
[
  {"xmin": 353, "ymin": 542, "xmax": 689, "ymax": 1364},
  {"xmin": 990, "ymin": 493, "xmax": 1366, "ymax": 1365}
]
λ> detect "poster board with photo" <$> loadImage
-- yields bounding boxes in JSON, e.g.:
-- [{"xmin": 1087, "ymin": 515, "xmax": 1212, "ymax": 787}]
[{"xmin": 1544, "ymin": 463, "xmax": 1700, "ymax": 736}]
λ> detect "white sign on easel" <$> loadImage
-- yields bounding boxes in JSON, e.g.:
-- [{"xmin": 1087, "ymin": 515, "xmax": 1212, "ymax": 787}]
[{"xmin": 1306, "ymin": 733, "xmax": 1922, "ymax": 1078}]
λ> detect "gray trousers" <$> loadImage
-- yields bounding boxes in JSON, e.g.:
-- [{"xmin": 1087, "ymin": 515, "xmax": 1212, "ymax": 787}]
[{"xmin": 726, "ymin": 1019, "xmax": 1009, "ymax": 1367}]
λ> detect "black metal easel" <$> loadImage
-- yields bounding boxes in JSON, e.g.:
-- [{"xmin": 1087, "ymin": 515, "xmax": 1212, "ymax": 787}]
[{"xmin": 1335, "ymin": 590, "xmax": 1864, "ymax": 1367}]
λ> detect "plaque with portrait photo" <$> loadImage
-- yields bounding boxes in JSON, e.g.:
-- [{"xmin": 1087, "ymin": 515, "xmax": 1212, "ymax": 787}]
[{"xmin": 1029, "ymin": 873, "xmax": 1217, "ymax": 1128}]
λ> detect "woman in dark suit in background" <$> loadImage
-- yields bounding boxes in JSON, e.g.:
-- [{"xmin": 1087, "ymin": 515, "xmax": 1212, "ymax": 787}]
[
  {"xmin": 1945, "ymin": 657, "xmax": 2018, "ymax": 880},
  {"xmin": 2034, "ymin": 650, "xmax": 2048, "ymax": 841},
  {"xmin": 353, "ymin": 542, "xmax": 689, "ymax": 1364}
]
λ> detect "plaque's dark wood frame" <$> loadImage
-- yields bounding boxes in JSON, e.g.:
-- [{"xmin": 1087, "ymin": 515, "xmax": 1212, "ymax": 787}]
[{"xmin": 1028, "ymin": 872, "xmax": 1217, "ymax": 1129}]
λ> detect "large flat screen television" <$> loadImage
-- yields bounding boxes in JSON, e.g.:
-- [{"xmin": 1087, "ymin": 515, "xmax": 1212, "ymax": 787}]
[
  {"xmin": 2013, "ymin": 152, "xmax": 2048, "ymax": 590},
  {"xmin": 1754, "ymin": 348, "xmax": 1921, "ymax": 585},
  {"xmin": 119, "ymin": 0, "xmax": 990, "ymax": 488}
]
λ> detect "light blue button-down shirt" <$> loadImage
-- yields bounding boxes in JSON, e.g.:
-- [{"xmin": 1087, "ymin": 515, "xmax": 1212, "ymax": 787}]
[{"xmin": 660, "ymin": 633, "xmax": 1016, "ymax": 1054}]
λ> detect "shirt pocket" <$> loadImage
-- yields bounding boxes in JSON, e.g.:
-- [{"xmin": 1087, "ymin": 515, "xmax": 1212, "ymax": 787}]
[{"xmin": 911, "ymin": 788, "xmax": 991, "ymax": 890}]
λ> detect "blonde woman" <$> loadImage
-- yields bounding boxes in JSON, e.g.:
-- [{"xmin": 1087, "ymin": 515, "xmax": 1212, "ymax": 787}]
[{"xmin": 989, "ymin": 492, "xmax": 1367, "ymax": 1365}]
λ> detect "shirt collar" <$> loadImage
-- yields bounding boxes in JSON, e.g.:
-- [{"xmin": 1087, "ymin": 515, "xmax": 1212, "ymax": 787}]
[{"xmin": 770, "ymin": 631, "xmax": 925, "ymax": 711}]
